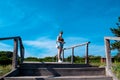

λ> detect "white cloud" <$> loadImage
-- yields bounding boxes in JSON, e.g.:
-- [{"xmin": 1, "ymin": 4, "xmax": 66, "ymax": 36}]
[
  {"xmin": 0, "ymin": 42, "xmax": 13, "ymax": 51},
  {"xmin": 89, "ymin": 45, "xmax": 105, "ymax": 57},
  {"xmin": 23, "ymin": 37, "xmax": 57, "ymax": 58},
  {"xmin": 0, "ymin": 36, "xmax": 106, "ymax": 58},
  {"xmin": 24, "ymin": 37, "xmax": 56, "ymax": 49},
  {"xmin": 23, "ymin": 36, "xmax": 93, "ymax": 58},
  {"xmin": 64, "ymin": 37, "xmax": 89, "ymax": 47}
]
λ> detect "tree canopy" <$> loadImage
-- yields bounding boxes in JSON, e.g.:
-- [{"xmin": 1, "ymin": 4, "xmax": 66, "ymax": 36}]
[{"xmin": 110, "ymin": 17, "xmax": 120, "ymax": 57}]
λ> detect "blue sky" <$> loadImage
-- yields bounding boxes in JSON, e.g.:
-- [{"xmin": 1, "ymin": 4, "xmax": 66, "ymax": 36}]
[{"xmin": 0, "ymin": 0, "xmax": 120, "ymax": 58}]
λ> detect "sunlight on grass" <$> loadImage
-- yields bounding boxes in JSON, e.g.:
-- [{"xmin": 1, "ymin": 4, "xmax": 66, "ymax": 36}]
[
  {"xmin": 112, "ymin": 62, "xmax": 120, "ymax": 80},
  {"xmin": 0, "ymin": 65, "xmax": 12, "ymax": 76},
  {"xmin": 89, "ymin": 62, "xmax": 106, "ymax": 67},
  {"xmin": 90, "ymin": 62, "xmax": 120, "ymax": 80}
]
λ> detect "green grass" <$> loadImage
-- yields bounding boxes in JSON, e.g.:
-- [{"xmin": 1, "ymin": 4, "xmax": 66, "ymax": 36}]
[
  {"xmin": 0, "ymin": 65, "xmax": 12, "ymax": 76},
  {"xmin": 111, "ymin": 62, "xmax": 120, "ymax": 80},
  {"xmin": 90, "ymin": 62, "xmax": 105, "ymax": 67},
  {"xmin": 90, "ymin": 62, "xmax": 120, "ymax": 80}
]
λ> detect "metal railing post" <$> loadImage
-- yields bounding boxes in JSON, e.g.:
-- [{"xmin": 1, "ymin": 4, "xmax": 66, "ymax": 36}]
[
  {"xmin": 55, "ymin": 42, "xmax": 90, "ymax": 64},
  {"xmin": 71, "ymin": 47, "xmax": 74, "ymax": 64},
  {"xmin": 62, "ymin": 49, "xmax": 64, "ymax": 62},
  {"xmin": 85, "ymin": 43, "xmax": 89, "ymax": 64}
]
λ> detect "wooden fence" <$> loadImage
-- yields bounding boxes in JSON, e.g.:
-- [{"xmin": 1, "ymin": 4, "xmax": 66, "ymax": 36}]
[
  {"xmin": 104, "ymin": 37, "xmax": 120, "ymax": 80},
  {"xmin": 104, "ymin": 37, "xmax": 120, "ymax": 69},
  {"xmin": 0, "ymin": 36, "xmax": 24, "ymax": 70}
]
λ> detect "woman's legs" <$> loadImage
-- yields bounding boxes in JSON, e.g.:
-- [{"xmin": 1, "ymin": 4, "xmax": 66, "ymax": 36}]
[{"xmin": 58, "ymin": 47, "xmax": 62, "ymax": 62}]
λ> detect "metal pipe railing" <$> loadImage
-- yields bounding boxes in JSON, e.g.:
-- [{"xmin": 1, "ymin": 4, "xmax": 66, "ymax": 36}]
[{"xmin": 62, "ymin": 41, "xmax": 90, "ymax": 64}]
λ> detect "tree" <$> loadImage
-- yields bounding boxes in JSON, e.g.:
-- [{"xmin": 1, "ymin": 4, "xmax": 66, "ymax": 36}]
[
  {"xmin": 0, "ymin": 51, "xmax": 13, "ymax": 58},
  {"xmin": 0, "ymin": 51, "xmax": 13, "ymax": 65},
  {"xmin": 0, "ymin": 56, "xmax": 12, "ymax": 65},
  {"xmin": 110, "ymin": 17, "xmax": 120, "ymax": 57},
  {"xmin": 24, "ymin": 57, "xmax": 39, "ymax": 61}
]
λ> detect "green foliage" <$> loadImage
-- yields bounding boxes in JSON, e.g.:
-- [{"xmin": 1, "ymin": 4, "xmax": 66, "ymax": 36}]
[
  {"xmin": 89, "ymin": 55, "xmax": 101, "ymax": 63},
  {"xmin": 0, "ymin": 51, "xmax": 12, "ymax": 58},
  {"xmin": 110, "ymin": 17, "xmax": 120, "ymax": 37},
  {"xmin": 0, "ymin": 65, "xmax": 12, "ymax": 76},
  {"xmin": 24, "ymin": 56, "xmax": 55, "ymax": 62},
  {"xmin": 0, "ymin": 51, "xmax": 13, "ymax": 65},
  {"xmin": 66, "ymin": 56, "xmax": 85, "ymax": 63},
  {"xmin": 112, "ymin": 62, "xmax": 120, "ymax": 79},
  {"xmin": 0, "ymin": 56, "xmax": 12, "ymax": 65},
  {"xmin": 24, "ymin": 57, "xmax": 40, "ymax": 62},
  {"xmin": 42, "ymin": 57, "xmax": 54, "ymax": 62},
  {"xmin": 24, "ymin": 55, "xmax": 102, "ymax": 64},
  {"xmin": 114, "ymin": 56, "xmax": 120, "ymax": 62},
  {"xmin": 110, "ymin": 17, "xmax": 120, "ymax": 57},
  {"xmin": 110, "ymin": 27, "xmax": 120, "ymax": 37}
]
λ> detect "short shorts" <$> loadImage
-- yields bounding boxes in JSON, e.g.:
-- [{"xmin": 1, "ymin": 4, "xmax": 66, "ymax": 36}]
[{"xmin": 56, "ymin": 42, "xmax": 63, "ymax": 48}]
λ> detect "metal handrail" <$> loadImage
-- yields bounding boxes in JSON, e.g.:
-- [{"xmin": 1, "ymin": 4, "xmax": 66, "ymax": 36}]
[
  {"xmin": 57, "ymin": 41, "xmax": 90, "ymax": 64},
  {"xmin": 0, "ymin": 36, "xmax": 24, "ymax": 70},
  {"xmin": 64, "ymin": 42, "xmax": 90, "ymax": 50}
]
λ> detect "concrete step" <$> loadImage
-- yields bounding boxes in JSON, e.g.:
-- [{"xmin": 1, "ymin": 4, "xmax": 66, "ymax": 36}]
[
  {"xmin": 4, "ymin": 76, "xmax": 113, "ymax": 80},
  {"xmin": 19, "ymin": 67, "xmax": 105, "ymax": 76}
]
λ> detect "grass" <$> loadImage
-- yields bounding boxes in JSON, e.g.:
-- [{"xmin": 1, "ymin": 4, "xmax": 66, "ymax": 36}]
[
  {"xmin": 90, "ymin": 62, "xmax": 120, "ymax": 80},
  {"xmin": 0, "ymin": 65, "xmax": 12, "ymax": 76},
  {"xmin": 111, "ymin": 62, "xmax": 120, "ymax": 80},
  {"xmin": 90, "ymin": 62, "xmax": 105, "ymax": 67}
]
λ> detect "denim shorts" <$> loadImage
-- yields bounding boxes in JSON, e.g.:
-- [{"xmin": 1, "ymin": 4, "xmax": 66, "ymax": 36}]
[{"xmin": 57, "ymin": 42, "xmax": 63, "ymax": 48}]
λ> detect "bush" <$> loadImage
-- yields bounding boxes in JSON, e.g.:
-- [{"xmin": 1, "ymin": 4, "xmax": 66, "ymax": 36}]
[
  {"xmin": 0, "ymin": 51, "xmax": 12, "ymax": 58},
  {"xmin": 24, "ymin": 57, "xmax": 39, "ymax": 61},
  {"xmin": 0, "ymin": 56, "xmax": 12, "ymax": 65},
  {"xmin": 112, "ymin": 62, "xmax": 120, "ymax": 79}
]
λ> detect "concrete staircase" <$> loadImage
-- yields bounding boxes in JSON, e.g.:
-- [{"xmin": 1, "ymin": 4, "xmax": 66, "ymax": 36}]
[{"xmin": 3, "ymin": 62, "xmax": 113, "ymax": 80}]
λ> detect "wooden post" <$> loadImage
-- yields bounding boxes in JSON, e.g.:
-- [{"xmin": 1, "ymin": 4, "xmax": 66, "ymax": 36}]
[
  {"xmin": 20, "ymin": 45, "xmax": 24, "ymax": 64},
  {"xmin": 19, "ymin": 38, "xmax": 24, "ymax": 64},
  {"xmin": 85, "ymin": 43, "xmax": 89, "ymax": 64},
  {"xmin": 71, "ymin": 48, "xmax": 74, "ymax": 64},
  {"xmin": 12, "ymin": 38, "xmax": 18, "ymax": 69},
  {"xmin": 105, "ymin": 39, "xmax": 111, "ymax": 69},
  {"xmin": 22, "ymin": 47, "xmax": 24, "ymax": 63}
]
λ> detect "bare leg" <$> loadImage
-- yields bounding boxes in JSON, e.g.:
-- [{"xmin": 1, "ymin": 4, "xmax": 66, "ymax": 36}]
[{"xmin": 58, "ymin": 47, "xmax": 62, "ymax": 61}]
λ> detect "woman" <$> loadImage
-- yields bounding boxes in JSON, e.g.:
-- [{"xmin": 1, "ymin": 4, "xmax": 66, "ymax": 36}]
[{"xmin": 56, "ymin": 31, "xmax": 65, "ymax": 63}]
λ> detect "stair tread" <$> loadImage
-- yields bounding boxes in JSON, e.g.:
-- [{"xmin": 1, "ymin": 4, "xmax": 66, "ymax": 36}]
[
  {"xmin": 3, "ymin": 63, "xmax": 113, "ymax": 80},
  {"xmin": 20, "ymin": 67, "xmax": 102, "ymax": 69},
  {"xmin": 5, "ymin": 75, "xmax": 111, "ymax": 78},
  {"xmin": 23, "ymin": 62, "xmax": 71, "ymax": 64}
]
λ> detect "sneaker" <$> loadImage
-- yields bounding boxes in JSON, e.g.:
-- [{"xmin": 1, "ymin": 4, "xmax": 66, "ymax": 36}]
[{"xmin": 58, "ymin": 59, "xmax": 62, "ymax": 63}]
